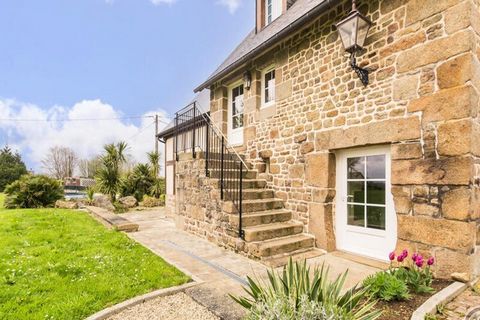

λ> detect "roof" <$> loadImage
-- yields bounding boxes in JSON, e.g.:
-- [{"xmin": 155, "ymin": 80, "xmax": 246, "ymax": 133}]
[
  {"xmin": 157, "ymin": 89, "xmax": 210, "ymax": 139},
  {"xmin": 194, "ymin": 0, "xmax": 336, "ymax": 92}
]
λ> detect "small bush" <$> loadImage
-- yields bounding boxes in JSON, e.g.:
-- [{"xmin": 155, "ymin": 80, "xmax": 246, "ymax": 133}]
[
  {"xmin": 86, "ymin": 186, "xmax": 95, "ymax": 205},
  {"xmin": 4, "ymin": 175, "xmax": 64, "ymax": 209},
  {"xmin": 231, "ymin": 259, "xmax": 381, "ymax": 320},
  {"xmin": 363, "ymin": 272, "xmax": 411, "ymax": 302},
  {"xmin": 113, "ymin": 201, "xmax": 128, "ymax": 214},
  {"xmin": 142, "ymin": 195, "xmax": 164, "ymax": 208}
]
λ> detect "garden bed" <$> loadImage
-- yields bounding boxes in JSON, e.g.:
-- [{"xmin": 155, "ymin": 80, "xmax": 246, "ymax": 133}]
[{"xmin": 374, "ymin": 279, "xmax": 452, "ymax": 320}]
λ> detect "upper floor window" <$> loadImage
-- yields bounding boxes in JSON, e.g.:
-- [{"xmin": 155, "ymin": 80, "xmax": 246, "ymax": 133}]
[
  {"xmin": 262, "ymin": 67, "xmax": 276, "ymax": 108},
  {"xmin": 266, "ymin": 0, "xmax": 282, "ymax": 25}
]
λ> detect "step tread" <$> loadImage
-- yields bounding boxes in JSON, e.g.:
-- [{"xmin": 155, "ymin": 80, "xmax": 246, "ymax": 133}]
[
  {"xmin": 244, "ymin": 221, "xmax": 303, "ymax": 233},
  {"xmin": 254, "ymin": 233, "xmax": 315, "ymax": 248},
  {"xmin": 240, "ymin": 209, "xmax": 291, "ymax": 217},
  {"xmin": 241, "ymin": 198, "xmax": 284, "ymax": 204}
]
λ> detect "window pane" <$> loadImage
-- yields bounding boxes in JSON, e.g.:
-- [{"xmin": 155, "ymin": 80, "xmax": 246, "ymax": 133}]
[
  {"xmin": 348, "ymin": 181, "xmax": 364, "ymax": 203},
  {"xmin": 367, "ymin": 206, "xmax": 386, "ymax": 230},
  {"xmin": 233, "ymin": 96, "xmax": 244, "ymax": 115},
  {"xmin": 348, "ymin": 204, "xmax": 365, "ymax": 227},
  {"xmin": 348, "ymin": 157, "xmax": 365, "ymax": 179},
  {"xmin": 367, "ymin": 181, "xmax": 385, "ymax": 205},
  {"xmin": 233, "ymin": 115, "xmax": 243, "ymax": 129},
  {"xmin": 367, "ymin": 155, "xmax": 386, "ymax": 179}
]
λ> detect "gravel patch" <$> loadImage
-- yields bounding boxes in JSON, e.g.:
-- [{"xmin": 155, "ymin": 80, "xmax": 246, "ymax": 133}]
[{"xmin": 107, "ymin": 292, "xmax": 219, "ymax": 320}]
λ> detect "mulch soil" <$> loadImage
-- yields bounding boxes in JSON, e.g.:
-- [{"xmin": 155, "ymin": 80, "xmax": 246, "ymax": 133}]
[{"xmin": 374, "ymin": 279, "xmax": 452, "ymax": 320}]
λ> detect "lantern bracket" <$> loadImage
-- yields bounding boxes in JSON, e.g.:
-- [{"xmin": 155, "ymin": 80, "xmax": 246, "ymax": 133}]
[{"xmin": 350, "ymin": 52, "xmax": 369, "ymax": 87}]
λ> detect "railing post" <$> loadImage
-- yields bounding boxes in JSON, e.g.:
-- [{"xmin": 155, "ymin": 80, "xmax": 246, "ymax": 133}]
[
  {"xmin": 220, "ymin": 136, "xmax": 224, "ymax": 200},
  {"xmin": 205, "ymin": 126, "xmax": 210, "ymax": 177},
  {"xmin": 239, "ymin": 163, "xmax": 243, "ymax": 239},
  {"xmin": 192, "ymin": 104, "xmax": 196, "ymax": 159},
  {"xmin": 175, "ymin": 113, "xmax": 179, "ymax": 161}
]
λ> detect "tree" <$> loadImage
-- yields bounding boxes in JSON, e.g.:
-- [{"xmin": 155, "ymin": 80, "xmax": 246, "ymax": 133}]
[
  {"xmin": 147, "ymin": 151, "xmax": 161, "ymax": 178},
  {"xmin": 0, "ymin": 146, "xmax": 28, "ymax": 191},
  {"xmin": 78, "ymin": 156, "xmax": 102, "ymax": 178},
  {"xmin": 96, "ymin": 142, "xmax": 128, "ymax": 203},
  {"xmin": 121, "ymin": 163, "xmax": 155, "ymax": 201},
  {"xmin": 42, "ymin": 146, "xmax": 78, "ymax": 179}
]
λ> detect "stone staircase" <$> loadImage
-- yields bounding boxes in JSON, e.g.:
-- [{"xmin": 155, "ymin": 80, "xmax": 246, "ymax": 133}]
[{"xmin": 220, "ymin": 167, "xmax": 324, "ymax": 268}]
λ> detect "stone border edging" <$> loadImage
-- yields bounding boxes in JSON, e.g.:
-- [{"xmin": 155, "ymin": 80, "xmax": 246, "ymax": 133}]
[
  {"xmin": 410, "ymin": 281, "xmax": 468, "ymax": 320},
  {"xmin": 85, "ymin": 281, "xmax": 202, "ymax": 320}
]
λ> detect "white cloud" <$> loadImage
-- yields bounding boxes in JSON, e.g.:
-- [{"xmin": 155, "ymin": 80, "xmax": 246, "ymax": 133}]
[
  {"xmin": 0, "ymin": 99, "xmax": 170, "ymax": 174},
  {"xmin": 150, "ymin": 0, "xmax": 177, "ymax": 5},
  {"xmin": 217, "ymin": 0, "xmax": 242, "ymax": 13}
]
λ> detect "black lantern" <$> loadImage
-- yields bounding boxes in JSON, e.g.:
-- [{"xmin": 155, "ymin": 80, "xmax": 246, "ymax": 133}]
[
  {"xmin": 335, "ymin": 0, "xmax": 372, "ymax": 86},
  {"xmin": 243, "ymin": 71, "xmax": 252, "ymax": 90}
]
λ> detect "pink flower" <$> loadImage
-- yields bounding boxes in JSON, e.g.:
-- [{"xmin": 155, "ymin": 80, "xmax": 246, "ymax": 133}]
[
  {"xmin": 401, "ymin": 249, "xmax": 408, "ymax": 258},
  {"xmin": 397, "ymin": 255, "xmax": 405, "ymax": 263},
  {"xmin": 415, "ymin": 257, "xmax": 424, "ymax": 268},
  {"xmin": 412, "ymin": 253, "xmax": 418, "ymax": 261},
  {"xmin": 389, "ymin": 252, "xmax": 396, "ymax": 261},
  {"xmin": 427, "ymin": 257, "xmax": 435, "ymax": 266}
]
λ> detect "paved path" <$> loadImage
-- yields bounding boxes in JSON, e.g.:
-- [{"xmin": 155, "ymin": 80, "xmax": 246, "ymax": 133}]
[
  {"xmin": 438, "ymin": 282, "xmax": 480, "ymax": 319},
  {"xmin": 122, "ymin": 209, "xmax": 382, "ymax": 320}
]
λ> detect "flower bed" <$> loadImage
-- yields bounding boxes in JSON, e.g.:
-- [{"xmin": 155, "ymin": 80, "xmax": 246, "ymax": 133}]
[{"xmin": 365, "ymin": 250, "xmax": 452, "ymax": 320}]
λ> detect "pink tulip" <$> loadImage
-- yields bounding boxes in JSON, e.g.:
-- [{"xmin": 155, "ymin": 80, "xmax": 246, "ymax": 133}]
[
  {"xmin": 415, "ymin": 257, "xmax": 424, "ymax": 268},
  {"xmin": 389, "ymin": 252, "xmax": 396, "ymax": 261},
  {"xmin": 401, "ymin": 249, "xmax": 408, "ymax": 258},
  {"xmin": 397, "ymin": 255, "xmax": 405, "ymax": 262},
  {"xmin": 427, "ymin": 257, "xmax": 435, "ymax": 266}
]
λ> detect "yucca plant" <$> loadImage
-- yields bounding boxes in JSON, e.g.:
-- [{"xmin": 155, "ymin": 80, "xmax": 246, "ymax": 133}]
[
  {"xmin": 231, "ymin": 259, "xmax": 381, "ymax": 320},
  {"xmin": 85, "ymin": 186, "xmax": 95, "ymax": 205}
]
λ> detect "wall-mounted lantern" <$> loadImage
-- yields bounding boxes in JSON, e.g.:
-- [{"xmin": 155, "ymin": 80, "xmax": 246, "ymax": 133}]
[
  {"xmin": 335, "ymin": 0, "xmax": 372, "ymax": 86},
  {"xmin": 243, "ymin": 71, "xmax": 252, "ymax": 90}
]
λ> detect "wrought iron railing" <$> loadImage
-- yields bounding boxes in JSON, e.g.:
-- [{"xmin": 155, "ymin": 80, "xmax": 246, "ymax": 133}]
[{"xmin": 174, "ymin": 103, "xmax": 247, "ymax": 239}]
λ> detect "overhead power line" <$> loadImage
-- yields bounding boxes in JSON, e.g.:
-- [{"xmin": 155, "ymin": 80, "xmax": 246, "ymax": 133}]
[{"xmin": 0, "ymin": 115, "xmax": 170, "ymax": 124}]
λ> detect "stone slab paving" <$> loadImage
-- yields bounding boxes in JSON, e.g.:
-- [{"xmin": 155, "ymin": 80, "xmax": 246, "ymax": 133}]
[
  {"xmin": 122, "ymin": 209, "xmax": 382, "ymax": 320},
  {"xmin": 438, "ymin": 282, "xmax": 480, "ymax": 320}
]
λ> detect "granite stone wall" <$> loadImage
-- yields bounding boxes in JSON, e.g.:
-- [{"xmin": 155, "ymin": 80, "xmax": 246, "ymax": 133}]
[{"xmin": 207, "ymin": 0, "xmax": 480, "ymax": 278}]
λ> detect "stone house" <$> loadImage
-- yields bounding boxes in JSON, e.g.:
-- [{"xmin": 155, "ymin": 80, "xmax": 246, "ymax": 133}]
[{"xmin": 159, "ymin": 0, "xmax": 480, "ymax": 279}]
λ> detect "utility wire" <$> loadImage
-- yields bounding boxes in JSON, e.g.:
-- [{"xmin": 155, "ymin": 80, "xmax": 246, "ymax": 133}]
[
  {"xmin": 126, "ymin": 121, "xmax": 156, "ymax": 142},
  {"xmin": 0, "ymin": 115, "xmax": 170, "ymax": 124}
]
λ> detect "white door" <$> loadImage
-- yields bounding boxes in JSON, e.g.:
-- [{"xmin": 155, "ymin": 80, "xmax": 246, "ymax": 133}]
[
  {"xmin": 335, "ymin": 146, "xmax": 397, "ymax": 261},
  {"xmin": 228, "ymin": 83, "xmax": 244, "ymax": 146}
]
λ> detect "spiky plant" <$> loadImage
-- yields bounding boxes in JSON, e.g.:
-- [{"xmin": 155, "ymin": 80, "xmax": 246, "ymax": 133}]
[
  {"xmin": 231, "ymin": 259, "xmax": 381, "ymax": 320},
  {"xmin": 96, "ymin": 142, "xmax": 128, "ymax": 203}
]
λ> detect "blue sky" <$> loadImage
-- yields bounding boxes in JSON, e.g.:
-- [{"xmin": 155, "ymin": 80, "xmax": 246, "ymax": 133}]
[{"xmin": 0, "ymin": 0, "xmax": 255, "ymax": 170}]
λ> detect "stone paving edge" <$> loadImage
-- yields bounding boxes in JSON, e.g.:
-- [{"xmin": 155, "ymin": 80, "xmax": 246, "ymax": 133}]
[
  {"xmin": 85, "ymin": 281, "xmax": 202, "ymax": 320},
  {"xmin": 410, "ymin": 281, "xmax": 470, "ymax": 320}
]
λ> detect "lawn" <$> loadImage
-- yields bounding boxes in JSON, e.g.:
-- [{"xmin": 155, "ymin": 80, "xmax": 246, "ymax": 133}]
[{"xmin": 0, "ymin": 205, "xmax": 190, "ymax": 320}]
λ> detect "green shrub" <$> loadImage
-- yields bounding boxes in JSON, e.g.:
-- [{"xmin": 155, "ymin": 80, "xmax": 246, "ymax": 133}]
[
  {"xmin": 4, "ymin": 175, "xmax": 64, "ymax": 209},
  {"xmin": 363, "ymin": 272, "xmax": 411, "ymax": 302},
  {"xmin": 231, "ymin": 259, "xmax": 381, "ymax": 320},
  {"xmin": 393, "ymin": 267, "xmax": 434, "ymax": 294},
  {"xmin": 113, "ymin": 201, "xmax": 128, "ymax": 214},
  {"xmin": 120, "ymin": 164, "xmax": 154, "ymax": 201},
  {"xmin": 86, "ymin": 186, "xmax": 95, "ymax": 205},
  {"xmin": 142, "ymin": 195, "xmax": 163, "ymax": 208}
]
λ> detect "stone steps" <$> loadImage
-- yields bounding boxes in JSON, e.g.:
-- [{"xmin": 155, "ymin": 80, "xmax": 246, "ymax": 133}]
[
  {"xmin": 243, "ymin": 221, "xmax": 304, "ymax": 242},
  {"xmin": 223, "ymin": 198, "xmax": 284, "ymax": 214},
  {"xmin": 229, "ymin": 209, "xmax": 292, "ymax": 228},
  {"xmin": 221, "ymin": 179, "xmax": 267, "ymax": 189},
  {"xmin": 208, "ymin": 169, "xmax": 258, "ymax": 179},
  {"xmin": 247, "ymin": 233, "xmax": 316, "ymax": 258},
  {"xmin": 226, "ymin": 188, "xmax": 274, "ymax": 200}
]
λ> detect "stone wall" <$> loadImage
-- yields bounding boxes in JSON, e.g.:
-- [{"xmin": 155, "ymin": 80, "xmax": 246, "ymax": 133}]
[
  {"xmin": 208, "ymin": 0, "xmax": 480, "ymax": 278},
  {"xmin": 173, "ymin": 153, "xmax": 244, "ymax": 252}
]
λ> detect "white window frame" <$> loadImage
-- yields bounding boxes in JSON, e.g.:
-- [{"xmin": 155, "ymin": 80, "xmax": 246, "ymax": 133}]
[
  {"xmin": 261, "ymin": 66, "xmax": 276, "ymax": 109},
  {"xmin": 265, "ymin": 0, "xmax": 282, "ymax": 25}
]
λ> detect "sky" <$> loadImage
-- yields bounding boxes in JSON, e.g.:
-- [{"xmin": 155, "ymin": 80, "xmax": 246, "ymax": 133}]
[{"xmin": 0, "ymin": 0, "xmax": 255, "ymax": 172}]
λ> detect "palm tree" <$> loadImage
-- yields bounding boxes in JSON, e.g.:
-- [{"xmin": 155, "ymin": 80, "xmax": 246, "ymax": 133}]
[
  {"xmin": 96, "ymin": 142, "xmax": 128, "ymax": 203},
  {"xmin": 147, "ymin": 151, "xmax": 160, "ymax": 178}
]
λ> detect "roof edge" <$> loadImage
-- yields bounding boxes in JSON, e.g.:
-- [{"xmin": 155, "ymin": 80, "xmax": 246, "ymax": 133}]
[{"xmin": 194, "ymin": 0, "xmax": 338, "ymax": 93}]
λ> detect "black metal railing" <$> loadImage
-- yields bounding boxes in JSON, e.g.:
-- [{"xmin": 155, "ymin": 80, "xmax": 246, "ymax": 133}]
[{"xmin": 174, "ymin": 103, "xmax": 247, "ymax": 239}]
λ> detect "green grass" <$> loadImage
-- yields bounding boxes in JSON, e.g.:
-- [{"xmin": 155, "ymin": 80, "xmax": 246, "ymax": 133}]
[{"xmin": 0, "ymin": 207, "xmax": 190, "ymax": 320}]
